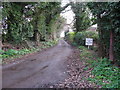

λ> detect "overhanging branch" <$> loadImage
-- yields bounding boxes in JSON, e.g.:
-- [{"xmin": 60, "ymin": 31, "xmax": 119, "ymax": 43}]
[
  {"xmin": 61, "ymin": 9, "xmax": 72, "ymax": 13},
  {"xmin": 55, "ymin": 2, "xmax": 72, "ymax": 15}
]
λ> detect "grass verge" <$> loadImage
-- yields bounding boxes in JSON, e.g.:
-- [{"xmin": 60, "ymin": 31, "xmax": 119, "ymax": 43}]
[{"xmin": 78, "ymin": 46, "xmax": 120, "ymax": 88}]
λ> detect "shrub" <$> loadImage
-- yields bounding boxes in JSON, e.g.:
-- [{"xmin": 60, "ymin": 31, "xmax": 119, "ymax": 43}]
[
  {"xmin": 74, "ymin": 32, "xmax": 86, "ymax": 46},
  {"xmin": 1, "ymin": 49, "xmax": 31, "ymax": 58},
  {"xmin": 74, "ymin": 31, "xmax": 99, "ymax": 46},
  {"xmin": 0, "ymin": 50, "xmax": 4, "ymax": 54},
  {"xmin": 18, "ymin": 49, "xmax": 31, "ymax": 55},
  {"xmin": 3, "ymin": 49, "xmax": 18, "ymax": 56},
  {"xmin": 85, "ymin": 31, "xmax": 98, "ymax": 40},
  {"xmin": 65, "ymin": 32, "xmax": 75, "ymax": 43},
  {"xmin": 41, "ymin": 40, "xmax": 57, "ymax": 47}
]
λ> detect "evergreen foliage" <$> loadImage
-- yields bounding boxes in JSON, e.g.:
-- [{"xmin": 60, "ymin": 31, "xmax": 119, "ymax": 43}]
[
  {"xmin": 87, "ymin": 2, "xmax": 120, "ymax": 64},
  {"xmin": 71, "ymin": 2, "xmax": 91, "ymax": 32},
  {"xmin": 2, "ymin": 2, "xmax": 63, "ymax": 43}
]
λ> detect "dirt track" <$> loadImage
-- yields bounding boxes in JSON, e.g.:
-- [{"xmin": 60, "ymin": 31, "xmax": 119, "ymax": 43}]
[{"xmin": 2, "ymin": 40, "xmax": 73, "ymax": 88}]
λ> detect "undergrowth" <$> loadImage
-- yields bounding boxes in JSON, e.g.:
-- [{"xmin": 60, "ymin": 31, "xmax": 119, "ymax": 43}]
[
  {"xmin": 79, "ymin": 46, "xmax": 120, "ymax": 88},
  {"xmin": 0, "ymin": 40, "xmax": 58, "ymax": 64}
]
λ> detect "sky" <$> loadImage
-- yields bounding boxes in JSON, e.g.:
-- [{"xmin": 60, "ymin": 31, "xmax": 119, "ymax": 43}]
[
  {"xmin": 60, "ymin": 1, "xmax": 97, "ymax": 37},
  {"xmin": 60, "ymin": 1, "xmax": 97, "ymax": 27},
  {"xmin": 60, "ymin": 1, "xmax": 75, "ymax": 25},
  {"xmin": 60, "ymin": 1, "xmax": 75, "ymax": 37}
]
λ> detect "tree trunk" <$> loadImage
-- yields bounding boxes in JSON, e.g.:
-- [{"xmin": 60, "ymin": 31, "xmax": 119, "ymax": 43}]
[
  {"xmin": 0, "ymin": 19, "xmax": 2, "ymax": 49},
  {"xmin": 6, "ymin": 13, "xmax": 14, "ymax": 42},
  {"xmin": 33, "ymin": 16, "xmax": 40, "ymax": 45},
  {"xmin": 97, "ymin": 15, "xmax": 108, "ymax": 58},
  {"xmin": 33, "ymin": 29, "xmax": 40, "ymax": 46},
  {"xmin": 109, "ymin": 30, "xmax": 114, "ymax": 62},
  {"xmin": 98, "ymin": 18, "xmax": 104, "ymax": 57}
]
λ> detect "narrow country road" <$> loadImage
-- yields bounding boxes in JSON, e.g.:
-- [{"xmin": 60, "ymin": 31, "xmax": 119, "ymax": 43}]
[{"xmin": 2, "ymin": 39, "xmax": 73, "ymax": 88}]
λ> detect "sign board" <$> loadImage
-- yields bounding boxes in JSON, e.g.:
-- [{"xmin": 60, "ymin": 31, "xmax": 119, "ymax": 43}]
[{"xmin": 85, "ymin": 38, "xmax": 93, "ymax": 46}]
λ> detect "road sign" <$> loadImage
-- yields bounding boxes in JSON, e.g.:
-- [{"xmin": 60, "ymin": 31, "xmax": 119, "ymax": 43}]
[{"xmin": 85, "ymin": 38, "xmax": 93, "ymax": 46}]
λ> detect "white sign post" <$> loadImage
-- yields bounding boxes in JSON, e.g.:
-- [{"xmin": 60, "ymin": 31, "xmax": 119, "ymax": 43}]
[{"xmin": 85, "ymin": 38, "xmax": 93, "ymax": 49}]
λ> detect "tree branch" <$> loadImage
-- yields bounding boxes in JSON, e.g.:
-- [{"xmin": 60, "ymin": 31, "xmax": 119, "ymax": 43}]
[
  {"xmin": 54, "ymin": 2, "xmax": 72, "ymax": 15},
  {"xmin": 61, "ymin": 9, "xmax": 72, "ymax": 13}
]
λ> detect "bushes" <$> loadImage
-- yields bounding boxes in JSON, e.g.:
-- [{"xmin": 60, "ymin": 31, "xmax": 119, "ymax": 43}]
[
  {"xmin": 40, "ymin": 40, "xmax": 57, "ymax": 48},
  {"xmin": 0, "ymin": 49, "xmax": 31, "ymax": 58},
  {"xmin": 74, "ymin": 31, "xmax": 99, "ymax": 46},
  {"xmin": 74, "ymin": 32, "xmax": 85, "ymax": 46},
  {"xmin": 3, "ymin": 49, "xmax": 19, "ymax": 56},
  {"xmin": 65, "ymin": 31, "xmax": 98, "ymax": 46},
  {"xmin": 65, "ymin": 32, "xmax": 75, "ymax": 43}
]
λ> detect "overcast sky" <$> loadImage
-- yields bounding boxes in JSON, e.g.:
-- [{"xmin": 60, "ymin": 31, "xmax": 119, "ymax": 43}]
[
  {"xmin": 60, "ymin": 1, "xmax": 75, "ymax": 25},
  {"xmin": 60, "ymin": 1, "xmax": 97, "ymax": 37},
  {"xmin": 60, "ymin": 1, "xmax": 97, "ymax": 27}
]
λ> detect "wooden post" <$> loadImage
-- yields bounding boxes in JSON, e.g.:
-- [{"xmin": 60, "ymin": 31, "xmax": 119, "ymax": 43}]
[{"xmin": 88, "ymin": 45, "xmax": 90, "ymax": 49}]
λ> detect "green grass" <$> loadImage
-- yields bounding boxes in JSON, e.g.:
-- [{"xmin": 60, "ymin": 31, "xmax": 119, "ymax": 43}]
[{"xmin": 79, "ymin": 46, "xmax": 120, "ymax": 88}]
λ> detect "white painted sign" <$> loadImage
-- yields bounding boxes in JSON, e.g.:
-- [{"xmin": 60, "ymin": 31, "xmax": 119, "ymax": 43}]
[{"xmin": 85, "ymin": 38, "xmax": 93, "ymax": 46}]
